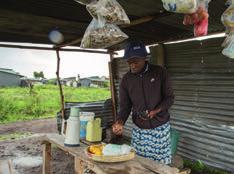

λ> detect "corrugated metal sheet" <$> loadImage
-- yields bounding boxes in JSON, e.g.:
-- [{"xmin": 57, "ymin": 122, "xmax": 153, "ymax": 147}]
[
  {"xmin": 0, "ymin": 72, "xmax": 22, "ymax": 87},
  {"xmin": 57, "ymin": 100, "xmax": 113, "ymax": 133},
  {"xmin": 111, "ymin": 37, "xmax": 234, "ymax": 171},
  {"xmin": 65, "ymin": 100, "xmax": 113, "ymax": 127},
  {"xmin": 0, "ymin": 0, "xmax": 226, "ymax": 49},
  {"xmin": 111, "ymin": 58, "xmax": 137, "ymax": 138},
  {"xmin": 164, "ymin": 37, "xmax": 234, "ymax": 171}
]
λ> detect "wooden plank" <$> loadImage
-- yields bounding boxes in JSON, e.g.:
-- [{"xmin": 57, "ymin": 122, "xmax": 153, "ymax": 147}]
[
  {"xmin": 108, "ymin": 61, "xmax": 117, "ymax": 120},
  {"xmin": 0, "ymin": 44, "xmax": 110, "ymax": 54},
  {"xmin": 44, "ymin": 134, "xmax": 179, "ymax": 174},
  {"xmin": 42, "ymin": 142, "xmax": 52, "ymax": 174},
  {"xmin": 0, "ymin": 160, "xmax": 14, "ymax": 174},
  {"xmin": 74, "ymin": 157, "xmax": 84, "ymax": 174},
  {"xmin": 149, "ymin": 44, "xmax": 165, "ymax": 67}
]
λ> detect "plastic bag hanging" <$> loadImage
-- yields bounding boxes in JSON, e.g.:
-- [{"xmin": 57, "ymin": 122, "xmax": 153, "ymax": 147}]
[
  {"xmin": 161, "ymin": 0, "xmax": 198, "ymax": 14},
  {"xmin": 221, "ymin": 0, "xmax": 234, "ymax": 33},
  {"xmin": 80, "ymin": 18, "xmax": 128, "ymax": 49},
  {"xmin": 221, "ymin": 0, "xmax": 234, "ymax": 59},
  {"xmin": 86, "ymin": 0, "xmax": 130, "ymax": 25},
  {"xmin": 222, "ymin": 32, "xmax": 234, "ymax": 59},
  {"xmin": 183, "ymin": 0, "xmax": 211, "ymax": 37}
]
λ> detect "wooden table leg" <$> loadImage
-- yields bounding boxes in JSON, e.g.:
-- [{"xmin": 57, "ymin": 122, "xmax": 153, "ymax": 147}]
[
  {"xmin": 43, "ymin": 142, "xmax": 52, "ymax": 174},
  {"xmin": 74, "ymin": 157, "xmax": 84, "ymax": 174}
]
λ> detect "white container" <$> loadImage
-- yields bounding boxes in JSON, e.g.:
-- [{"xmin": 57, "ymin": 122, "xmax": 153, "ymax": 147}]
[{"xmin": 63, "ymin": 107, "xmax": 80, "ymax": 147}]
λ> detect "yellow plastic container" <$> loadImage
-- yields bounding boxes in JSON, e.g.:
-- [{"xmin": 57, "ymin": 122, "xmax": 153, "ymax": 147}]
[{"xmin": 86, "ymin": 118, "xmax": 102, "ymax": 142}]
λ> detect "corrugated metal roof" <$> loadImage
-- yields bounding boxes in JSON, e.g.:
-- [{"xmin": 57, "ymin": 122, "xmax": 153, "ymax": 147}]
[
  {"xmin": 0, "ymin": 0, "xmax": 227, "ymax": 50},
  {"xmin": 0, "ymin": 68, "xmax": 24, "ymax": 77}
]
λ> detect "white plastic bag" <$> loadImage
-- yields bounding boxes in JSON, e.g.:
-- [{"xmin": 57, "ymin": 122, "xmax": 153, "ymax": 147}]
[
  {"xmin": 102, "ymin": 144, "xmax": 132, "ymax": 156},
  {"xmin": 86, "ymin": 0, "xmax": 130, "ymax": 24},
  {"xmin": 80, "ymin": 18, "xmax": 128, "ymax": 49},
  {"xmin": 221, "ymin": 0, "xmax": 234, "ymax": 29},
  {"xmin": 222, "ymin": 32, "xmax": 234, "ymax": 59},
  {"xmin": 161, "ymin": 0, "xmax": 198, "ymax": 14}
]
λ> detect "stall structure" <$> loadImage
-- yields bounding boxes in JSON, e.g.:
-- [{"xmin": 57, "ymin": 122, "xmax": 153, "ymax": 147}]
[{"xmin": 0, "ymin": 0, "xmax": 233, "ymax": 172}]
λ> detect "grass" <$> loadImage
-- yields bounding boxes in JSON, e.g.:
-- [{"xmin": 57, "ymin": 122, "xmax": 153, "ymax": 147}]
[
  {"xmin": 0, "ymin": 85, "xmax": 110, "ymax": 124},
  {"xmin": 183, "ymin": 159, "xmax": 231, "ymax": 174}
]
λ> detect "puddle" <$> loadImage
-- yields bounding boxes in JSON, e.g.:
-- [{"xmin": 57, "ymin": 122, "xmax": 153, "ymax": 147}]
[{"xmin": 13, "ymin": 156, "xmax": 42, "ymax": 168}]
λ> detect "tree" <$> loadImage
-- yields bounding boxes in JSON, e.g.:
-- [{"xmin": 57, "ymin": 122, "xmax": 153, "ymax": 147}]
[{"xmin": 33, "ymin": 71, "xmax": 45, "ymax": 79}]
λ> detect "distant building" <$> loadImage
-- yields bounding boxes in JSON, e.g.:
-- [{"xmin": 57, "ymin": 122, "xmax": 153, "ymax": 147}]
[
  {"xmin": 0, "ymin": 68, "xmax": 24, "ymax": 87},
  {"xmin": 20, "ymin": 77, "xmax": 46, "ymax": 87},
  {"xmin": 80, "ymin": 78, "xmax": 92, "ymax": 87},
  {"xmin": 80, "ymin": 76, "xmax": 109, "ymax": 87},
  {"xmin": 56, "ymin": 77, "xmax": 76, "ymax": 86}
]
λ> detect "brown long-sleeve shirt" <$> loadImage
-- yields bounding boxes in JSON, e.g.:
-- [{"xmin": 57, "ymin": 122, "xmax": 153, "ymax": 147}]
[{"xmin": 117, "ymin": 63, "xmax": 174, "ymax": 129}]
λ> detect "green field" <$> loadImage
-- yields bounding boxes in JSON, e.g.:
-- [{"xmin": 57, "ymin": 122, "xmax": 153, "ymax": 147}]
[{"xmin": 0, "ymin": 85, "xmax": 110, "ymax": 124}]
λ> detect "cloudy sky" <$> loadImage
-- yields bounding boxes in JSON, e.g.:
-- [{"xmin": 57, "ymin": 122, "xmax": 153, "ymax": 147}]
[{"xmin": 0, "ymin": 44, "xmax": 112, "ymax": 79}]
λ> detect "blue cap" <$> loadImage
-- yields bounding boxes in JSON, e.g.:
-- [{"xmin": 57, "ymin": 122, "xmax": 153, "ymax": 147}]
[{"xmin": 124, "ymin": 42, "xmax": 147, "ymax": 60}]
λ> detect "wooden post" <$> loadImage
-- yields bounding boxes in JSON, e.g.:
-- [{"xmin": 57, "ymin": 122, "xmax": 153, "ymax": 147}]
[
  {"xmin": 42, "ymin": 143, "xmax": 51, "ymax": 174},
  {"xmin": 74, "ymin": 157, "xmax": 84, "ymax": 174},
  {"xmin": 108, "ymin": 51, "xmax": 117, "ymax": 121},
  {"xmin": 149, "ymin": 44, "xmax": 165, "ymax": 67},
  {"xmin": 56, "ymin": 49, "xmax": 65, "ymax": 120}
]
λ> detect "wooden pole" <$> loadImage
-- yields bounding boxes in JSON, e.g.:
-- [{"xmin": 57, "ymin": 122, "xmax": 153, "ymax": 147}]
[
  {"xmin": 56, "ymin": 49, "xmax": 65, "ymax": 120},
  {"xmin": 74, "ymin": 157, "xmax": 84, "ymax": 174},
  {"xmin": 42, "ymin": 142, "xmax": 51, "ymax": 174},
  {"xmin": 0, "ymin": 44, "xmax": 110, "ymax": 54},
  {"xmin": 108, "ymin": 51, "xmax": 117, "ymax": 121}
]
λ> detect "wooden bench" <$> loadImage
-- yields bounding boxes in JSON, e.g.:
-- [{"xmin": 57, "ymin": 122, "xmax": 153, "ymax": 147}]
[
  {"xmin": 42, "ymin": 133, "xmax": 180, "ymax": 174},
  {"xmin": 0, "ymin": 160, "xmax": 14, "ymax": 174}
]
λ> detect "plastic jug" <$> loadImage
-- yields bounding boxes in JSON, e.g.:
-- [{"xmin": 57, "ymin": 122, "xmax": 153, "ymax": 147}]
[
  {"xmin": 86, "ymin": 118, "xmax": 102, "ymax": 142},
  {"xmin": 63, "ymin": 107, "xmax": 80, "ymax": 147},
  {"xmin": 79, "ymin": 112, "xmax": 95, "ymax": 139}
]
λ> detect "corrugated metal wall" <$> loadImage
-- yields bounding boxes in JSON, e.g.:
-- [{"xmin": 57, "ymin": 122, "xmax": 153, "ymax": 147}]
[
  {"xmin": 111, "ymin": 37, "xmax": 234, "ymax": 171},
  {"xmin": 111, "ymin": 58, "xmax": 136, "ymax": 138},
  {"xmin": 164, "ymin": 37, "xmax": 234, "ymax": 171},
  {"xmin": 56, "ymin": 100, "xmax": 113, "ymax": 134},
  {"xmin": 0, "ymin": 72, "xmax": 21, "ymax": 87}
]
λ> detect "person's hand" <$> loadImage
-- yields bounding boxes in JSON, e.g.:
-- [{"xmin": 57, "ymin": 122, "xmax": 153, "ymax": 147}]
[
  {"xmin": 112, "ymin": 121, "xmax": 123, "ymax": 135},
  {"xmin": 148, "ymin": 108, "xmax": 161, "ymax": 119}
]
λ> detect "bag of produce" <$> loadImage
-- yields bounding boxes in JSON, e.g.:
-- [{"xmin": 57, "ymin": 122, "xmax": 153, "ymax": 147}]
[
  {"xmin": 183, "ymin": 0, "xmax": 211, "ymax": 36},
  {"xmin": 86, "ymin": 0, "xmax": 130, "ymax": 25},
  {"xmin": 221, "ymin": 0, "xmax": 234, "ymax": 29},
  {"xmin": 161, "ymin": 0, "xmax": 198, "ymax": 14},
  {"xmin": 80, "ymin": 18, "xmax": 128, "ymax": 49},
  {"xmin": 222, "ymin": 32, "xmax": 234, "ymax": 59}
]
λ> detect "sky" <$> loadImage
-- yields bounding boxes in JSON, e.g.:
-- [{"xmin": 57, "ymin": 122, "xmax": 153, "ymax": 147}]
[{"xmin": 0, "ymin": 44, "xmax": 111, "ymax": 79}]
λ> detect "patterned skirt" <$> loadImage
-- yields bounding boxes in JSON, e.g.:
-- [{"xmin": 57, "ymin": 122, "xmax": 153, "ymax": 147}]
[{"xmin": 131, "ymin": 122, "xmax": 171, "ymax": 164}]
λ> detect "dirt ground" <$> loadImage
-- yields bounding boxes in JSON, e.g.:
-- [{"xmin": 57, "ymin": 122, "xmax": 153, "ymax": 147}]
[{"xmin": 0, "ymin": 119, "xmax": 74, "ymax": 174}]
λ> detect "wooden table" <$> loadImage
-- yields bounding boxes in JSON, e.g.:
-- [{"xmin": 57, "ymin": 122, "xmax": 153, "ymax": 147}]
[{"xmin": 42, "ymin": 133, "xmax": 179, "ymax": 174}]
